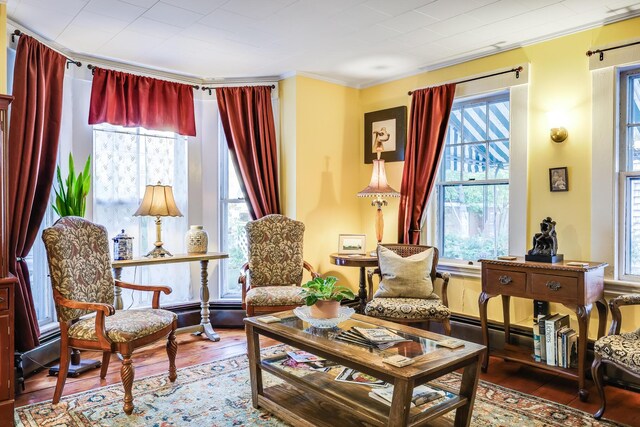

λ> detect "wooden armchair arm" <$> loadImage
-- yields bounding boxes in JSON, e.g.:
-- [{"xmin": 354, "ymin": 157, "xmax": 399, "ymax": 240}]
[
  {"xmin": 367, "ymin": 268, "xmax": 381, "ymax": 302},
  {"xmin": 436, "ymin": 271, "xmax": 450, "ymax": 308},
  {"xmin": 115, "ymin": 280, "xmax": 172, "ymax": 309},
  {"xmin": 608, "ymin": 293, "xmax": 640, "ymax": 335},
  {"xmin": 303, "ymin": 261, "xmax": 320, "ymax": 279},
  {"xmin": 53, "ymin": 290, "xmax": 114, "ymax": 348},
  {"xmin": 239, "ymin": 262, "xmax": 249, "ymax": 309}
]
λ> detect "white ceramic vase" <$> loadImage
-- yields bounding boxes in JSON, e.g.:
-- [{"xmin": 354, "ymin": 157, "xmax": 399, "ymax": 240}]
[{"xmin": 185, "ymin": 225, "xmax": 208, "ymax": 254}]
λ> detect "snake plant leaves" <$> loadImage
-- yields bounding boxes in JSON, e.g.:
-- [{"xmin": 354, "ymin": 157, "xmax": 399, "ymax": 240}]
[{"xmin": 52, "ymin": 154, "xmax": 91, "ymax": 218}]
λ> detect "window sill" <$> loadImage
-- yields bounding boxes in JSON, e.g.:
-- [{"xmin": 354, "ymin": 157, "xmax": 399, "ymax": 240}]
[
  {"xmin": 437, "ymin": 260, "xmax": 482, "ymax": 279},
  {"xmin": 604, "ymin": 278, "xmax": 640, "ymax": 296}
]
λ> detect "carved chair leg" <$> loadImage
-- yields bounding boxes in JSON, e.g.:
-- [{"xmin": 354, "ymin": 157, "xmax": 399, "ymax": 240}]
[
  {"xmin": 100, "ymin": 352, "xmax": 111, "ymax": 379},
  {"xmin": 53, "ymin": 344, "xmax": 71, "ymax": 404},
  {"xmin": 246, "ymin": 304, "xmax": 254, "ymax": 317},
  {"xmin": 167, "ymin": 329, "xmax": 177, "ymax": 382},
  {"xmin": 120, "ymin": 353, "xmax": 135, "ymax": 415},
  {"xmin": 442, "ymin": 318, "xmax": 452, "ymax": 336},
  {"xmin": 592, "ymin": 355, "xmax": 606, "ymax": 420}
]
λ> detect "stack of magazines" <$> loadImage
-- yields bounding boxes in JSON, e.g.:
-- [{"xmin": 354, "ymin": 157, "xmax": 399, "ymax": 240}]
[
  {"xmin": 336, "ymin": 326, "xmax": 410, "ymax": 350},
  {"xmin": 368, "ymin": 384, "xmax": 448, "ymax": 407}
]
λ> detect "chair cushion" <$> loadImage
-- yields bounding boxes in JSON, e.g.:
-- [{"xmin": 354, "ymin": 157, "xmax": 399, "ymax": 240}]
[
  {"xmin": 594, "ymin": 329, "xmax": 640, "ymax": 374},
  {"xmin": 374, "ymin": 245, "xmax": 434, "ymax": 299},
  {"xmin": 245, "ymin": 286, "xmax": 303, "ymax": 307},
  {"xmin": 68, "ymin": 309, "xmax": 176, "ymax": 343},
  {"xmin": 365, "ymin": 297, "xmax": 450, "ymax": 321}
]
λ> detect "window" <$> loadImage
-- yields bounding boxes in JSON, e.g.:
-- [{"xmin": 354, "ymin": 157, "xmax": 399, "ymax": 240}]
[
  {"xmin": 93, "ymin": 124, "xmax": 192, "ymax": 308},
  {"xmin": 435, "ymin": 93, "xmax": 510, "ymax": 261},
  {"xmin": 619, "ymin": 68, "xmax": 640, "ymax": 279},
  {"xmin": 218, "ymin": 126, "xmax": 250, "ymax": 300}
]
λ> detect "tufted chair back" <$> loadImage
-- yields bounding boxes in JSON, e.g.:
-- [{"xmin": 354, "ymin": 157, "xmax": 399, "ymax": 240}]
[
  {"xmin": 42, "ymin": 216, "xmax": 115, "ymax": 322},
  {"xmin": 245, "ymin": 214, "xmax": 305, "ymax": 287}
]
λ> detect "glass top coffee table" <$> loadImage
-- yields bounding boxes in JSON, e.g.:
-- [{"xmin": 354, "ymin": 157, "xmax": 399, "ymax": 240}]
[{"xmin": 244, "ymin": 311, "xmax": 485, "ymax": 427}]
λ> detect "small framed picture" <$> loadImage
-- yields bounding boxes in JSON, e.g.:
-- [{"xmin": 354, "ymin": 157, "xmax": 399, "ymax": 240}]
[
  {"xmin": 364, "ymin": 106, "xmax": 407, "ymax": 164},
  {"xmin": 549, "ymin": 167, "xmax": 569, "ymax": 192},
  {"xmin": 338, "ymin": 234, "xmax": 366, "ymax": 255}
]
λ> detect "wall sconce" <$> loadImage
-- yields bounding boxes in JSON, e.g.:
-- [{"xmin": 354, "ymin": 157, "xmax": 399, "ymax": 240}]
[{"xmin": 548, "ymin": 111, "xmax": 568, "ymax": 143}]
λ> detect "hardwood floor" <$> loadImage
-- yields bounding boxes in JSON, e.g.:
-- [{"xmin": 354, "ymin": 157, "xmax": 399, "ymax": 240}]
[{"xmin": 16, "ymin": 328, "xmax": 640, "ymax": 426}]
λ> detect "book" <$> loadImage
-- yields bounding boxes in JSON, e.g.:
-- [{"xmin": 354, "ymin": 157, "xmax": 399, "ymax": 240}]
[
  {"xmin": 568, "ymin": 331, "xmax": 578, "ymax": 368},
  {"xmin": 538, "ymin": 314, "xmax": 551, "ymax": 363},
  {"xmin": 545, "ymin": 314, "xmax": 570, "ymax": 366},
  {"xmin": 436, "ymin": 338, "xmax": 465, "ymax": 349},
  {"xmin": 566, "ymin": 261, "xmax": 589, "ymax": 267},
  {"xmin": 286, "ymin": 350, "xmax": 325, "ymax": 363},
  {"xmin": 533, "ymin": 321, "xmax": 541, "ymax": 362},
  {"xmin": 352, "ymin": 327, "xmax": 406, "ymax": 343},
  {"xmin": 335, "ymin": 368, "xmax": 388, "ymax": 388},
  {"xmin": 382, "ymin": 355, "xmax": 415, "ymax": 367},
  {"xmin": 556, "ymin": 326, "xmax": 570, "ymax": 368},
  {"xmin": 256, "ymin": 315, "xmax": 281, "ymax": 323},
  {"xmin": 368, "ymin": 384, "xmax": 446, "ymax": 408}
]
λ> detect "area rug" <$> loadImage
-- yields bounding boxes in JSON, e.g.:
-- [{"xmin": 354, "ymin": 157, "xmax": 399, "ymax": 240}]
[{"xmin": 15, "ymin": 345, "xmax": 625, "ymax": 427}]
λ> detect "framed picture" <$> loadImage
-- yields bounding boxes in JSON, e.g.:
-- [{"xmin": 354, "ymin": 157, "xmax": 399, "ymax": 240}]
[
  {"xmin": 364, "ymin": 106, "xmax": 407, "ymax": 164},
  {"xmin": 338, "ymin": 234, "xmax": 367, "ymax": 255},
  {"xmin": 549, "ymin": 167, "xmax": 568, "ymax": 192}
]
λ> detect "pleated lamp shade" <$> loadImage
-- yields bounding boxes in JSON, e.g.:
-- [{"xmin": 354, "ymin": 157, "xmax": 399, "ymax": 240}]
[
  {"xmin": 357, "ymin": 159, "xmax": 400, "ymax": 198},
  {"xmin": 134, "ymin": 183, "xmax": 183, "ymax": 217}
]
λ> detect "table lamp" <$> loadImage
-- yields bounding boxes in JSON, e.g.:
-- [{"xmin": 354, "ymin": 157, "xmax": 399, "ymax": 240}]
[
  {"xmin": 357, "ymin": 151, "xmax": 400, "ymax": 245},
  {"xmin": 134, "ymin": 182, "xmax": 183, "ymax": 257}
]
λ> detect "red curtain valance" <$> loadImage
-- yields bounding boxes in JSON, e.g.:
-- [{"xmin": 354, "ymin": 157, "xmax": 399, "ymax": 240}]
[{"xmin": 88, "ymin": 67, "xmax": 196, "ymax": 136}]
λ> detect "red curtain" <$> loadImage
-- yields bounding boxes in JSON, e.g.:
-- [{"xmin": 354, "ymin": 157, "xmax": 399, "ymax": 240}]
[
  {"xmin": 216, "ymin": 86, "xmax": 280, "ymax": 219},
  {"xmin": 398, "ymin": 83, "xmax": 456, "ymax": 244},
  {"xmin": 8, "ymin": 35, "xmax": 66, "ymax": 351},
  {"xmin": 88, "ymin": 67, "xmax": 196, "ymax": 136}
]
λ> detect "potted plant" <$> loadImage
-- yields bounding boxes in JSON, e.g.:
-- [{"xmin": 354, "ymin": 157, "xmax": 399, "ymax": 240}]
[
  {"xmin": 300, "ymin": 276, "xmax": 355, "ymax": 319},
  {"xmin": 52, "ymin": 153, "xmax": 91, "ymax": 218}
]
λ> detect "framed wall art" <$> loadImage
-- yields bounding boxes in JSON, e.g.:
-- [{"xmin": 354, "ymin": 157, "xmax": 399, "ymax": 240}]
[
  {"xmin": 338, "ymin": 234, "xmax": 366, "ymax": 255},
  {"xmin": 549, "ymin": 167, "xmax": 568, "ymax": 192},
  {"xmin": 364, "ymin": 106, "xmax": 407, "ymax": 164}
]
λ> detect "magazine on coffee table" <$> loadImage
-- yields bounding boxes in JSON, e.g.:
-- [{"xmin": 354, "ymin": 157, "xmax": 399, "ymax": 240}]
[
  {"xmin": 353, "ymin": 327, "xmax": 406, "ymax": 343},
  {"xmin": 334, "ymin": 368, "xmax": 389, "ymax": 388},
  {"xmin": 369, "ymin": 384, "xmax": 449, "ymax": 407},
  {"xmin": 286, "ymin": 350, "xmax": 325, "ymax": 363}
]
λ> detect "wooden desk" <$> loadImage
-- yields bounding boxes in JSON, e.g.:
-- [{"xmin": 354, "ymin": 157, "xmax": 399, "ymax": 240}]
[
  {"xmin": 112, "ymin": 252, "xmax": 228, "ymax": 341},
  {"xmin": 478, "ymin": 258, "xmax": 607, "ymax": 401},
  {"xmin": 329, "ymin": 253, "xmax": 378, "ymax": 313}
]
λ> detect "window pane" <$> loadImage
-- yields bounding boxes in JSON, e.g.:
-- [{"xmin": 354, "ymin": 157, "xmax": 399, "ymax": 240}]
[
  {"xmin": 629, "ymin": 126, "xmax": 640, "ymax": 171},
  {"xmin": 488, "ymin": 141, "xmax": 510, "ymax": 179},
  {"xmin": 461, "ymin": 143, "xmax": 487, "ymax": 181},
  {"xmin": 462, "ymin": 103, "xmax": 487, "ymax": 143},
  {"xmin": 441, "ymin": 184, "xmax": 509, "ymax": 260},
  {"xmin": 222, "ymin": 202, "xmax": 250, "ymax": 298},
  {"xmin": 631, "ymin": 76, "xmax": 640, "ymax": 124},
  {"xmin": 626, "ymin": 177, "xmax": 640, "ymax": 275},
  {"xmin": 441, "ymin": 144, "xmax": 462, "ymax": 182},
  {"xmin": 446, "ymin": 108, "xmax": 462, "ymax": 145},
  {"xmin": 228, "ymin": 152, "xmax": 244, "ymax": 199},
  {"xmin": 488, "ymin": 100, "xmax": 510, "ymax": 140}
]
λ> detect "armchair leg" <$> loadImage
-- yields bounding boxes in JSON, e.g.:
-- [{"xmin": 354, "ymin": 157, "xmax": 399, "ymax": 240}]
[
  {"xmin": 167, "ymin": 328, "xmax": 177, "ymax": 382},
  {"xmin": 442, "ymin": 318, "xmax": 452, "ymax": 336},
  {"xmin": 592, "ymin": 355, "xmax": 606, "ymax": 420},
  {"xmin": 100, "ymin": 352, "xmax": 111, "ymax": 379},
  {"xmin": 120, "ymin": 353, "xmax": 135, "ymax": 415},
  {"xmin": 52, "ymin": 344, "xmax": 71, "ymax": 404}
]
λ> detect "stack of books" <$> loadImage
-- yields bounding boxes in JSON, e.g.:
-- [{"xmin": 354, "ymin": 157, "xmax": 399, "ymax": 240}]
[
  {"xmin": 336, "ymin": 326, "xmax": 410, "ymax": 350},
  {"xmin": 368, "ymin": 384, "xmax": 449, "ymax": 407},
  {"xmin": 535, "ymin": 313, "xmax": 578, "ymax": 368}
]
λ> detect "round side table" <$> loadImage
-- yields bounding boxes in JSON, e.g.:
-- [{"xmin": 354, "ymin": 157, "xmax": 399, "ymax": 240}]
[{"xmin": 329, "ymin": 253, "xmax": 378, "ymax": 314}]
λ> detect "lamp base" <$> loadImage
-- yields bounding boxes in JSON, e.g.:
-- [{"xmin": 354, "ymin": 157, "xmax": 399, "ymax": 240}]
[{"xmin": 144, "ymin": 245, "xmax": 173, "ymax": 258}]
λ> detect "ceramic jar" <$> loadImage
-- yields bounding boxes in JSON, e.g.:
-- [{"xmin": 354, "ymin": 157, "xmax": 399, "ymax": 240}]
[
  {"xmin": 185, "ymin": 225, "xmax": 208, "ymax": 254},
  {"xmin": 112, "ymin": 229, "xmax": 133, "ymax": 260}
]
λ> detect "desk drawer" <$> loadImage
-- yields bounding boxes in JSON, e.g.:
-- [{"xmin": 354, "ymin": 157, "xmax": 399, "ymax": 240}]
[
  {"xmin": 484, "ymin": 269, "xmax": 526, "ymax": 295},
  {"xmin": 0, "ymin": 288, "xmax": 8, "ymax": 311},
  {"xmin": 531, "ymin": 273, "xmax": 577, "ymax": 302}
]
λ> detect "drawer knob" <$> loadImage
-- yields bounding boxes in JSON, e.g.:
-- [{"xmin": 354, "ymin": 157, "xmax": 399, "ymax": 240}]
[
  {"xmin": 498, "ymin": 275, "xmax": 512, "ymax": 285},
  {"xmin": 546, "ymin": 281, "xmax": 562, "ymax": 291}
]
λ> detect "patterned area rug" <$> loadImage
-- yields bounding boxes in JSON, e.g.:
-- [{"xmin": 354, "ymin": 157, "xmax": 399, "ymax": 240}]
[{"xmin": 16, "ymin": 345, "xmax": 626, "ymax": 427}]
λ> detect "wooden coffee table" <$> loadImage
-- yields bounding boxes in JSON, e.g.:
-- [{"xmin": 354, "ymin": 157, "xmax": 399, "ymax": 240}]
[{"xmin": 245, "ymin": 311, "xmax": 485, "ymax": 427}]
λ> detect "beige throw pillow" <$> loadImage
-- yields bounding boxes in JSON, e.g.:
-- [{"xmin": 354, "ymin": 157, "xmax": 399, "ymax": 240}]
[{"xmin": 374, "ymin": 246, "xmax": 434, "ymax": 299}]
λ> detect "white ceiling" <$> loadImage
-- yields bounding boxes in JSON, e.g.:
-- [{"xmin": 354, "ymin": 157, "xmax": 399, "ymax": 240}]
[{"xmin": 7, "ymin": 0, "xmax": 640, "ymax": 87}]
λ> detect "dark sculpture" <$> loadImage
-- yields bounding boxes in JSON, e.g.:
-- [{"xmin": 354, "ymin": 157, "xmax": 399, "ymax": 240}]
[{"xmin": 526, "ymin": 217, "xmax": 563, "ymax": 263}]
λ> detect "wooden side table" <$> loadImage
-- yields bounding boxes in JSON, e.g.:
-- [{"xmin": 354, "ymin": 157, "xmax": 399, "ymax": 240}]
[
  {"xmin": 112, "ymin": 252, "xmax": 228, "ymax": 341},
  {"xmin": 329, "ymin": 253, "xmax": 378, "ymax": 313},
  {"xmin": 478, "ymin": 257, "xmax": 608, "ymax": 401}
]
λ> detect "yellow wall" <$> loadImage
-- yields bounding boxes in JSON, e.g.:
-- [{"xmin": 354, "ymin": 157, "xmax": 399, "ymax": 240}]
[{"xmin": 282, "ymin": 16, "xmax": 640, "ymax": 336}]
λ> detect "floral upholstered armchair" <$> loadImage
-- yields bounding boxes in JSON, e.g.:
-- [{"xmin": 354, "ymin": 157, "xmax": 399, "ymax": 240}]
[
  {"xmin": 365, "ymin": 244, "xmax": 451, "ymax": 335},
  {"xmin": 42, "ymin": 217, "xmax": 178, "ymax": 415},
  {"xmin": 591, "ymin": 293, "xmax": 640, "ymax": 419},
  {"xmin": 239, "ymin": 214, "xmax": 319, "ymax": 316}
]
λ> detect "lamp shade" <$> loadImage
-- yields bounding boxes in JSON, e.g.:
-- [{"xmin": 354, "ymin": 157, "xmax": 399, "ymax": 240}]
[
  {"xmin": 357, "ymin": 159, "xmax": 400, "ymax": 198},
  {"xmin": 134, "ymin": 183, "xmax": 183, "ymax": 217}
]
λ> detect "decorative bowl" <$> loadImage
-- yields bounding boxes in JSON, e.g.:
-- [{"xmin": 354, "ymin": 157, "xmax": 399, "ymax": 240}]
[{"xmin": 293, "ymin": 306, "xmax": 355, "ymax": 329}]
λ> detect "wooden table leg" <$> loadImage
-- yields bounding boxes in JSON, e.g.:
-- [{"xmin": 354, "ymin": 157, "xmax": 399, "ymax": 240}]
[
  {"xmin": 113, "ymin": 267, "xmax": 123, "ymax": 310},
  {"xmin": 478, "ymin": 292, "xmax": 493, "ymax": 372},
  {"xmin": 358, "ymin": 267, "xmax": 367, "ymax": 314},
  {"xmin": 595, "ymin": 297, "xmax": 608, "ymax": 339},
  {"xmin": 245, "ymin": 324, "xmax": 263, "ymax": 409},
  {"xmin": 455, "ymin": 357, "xmax": 481, "ymax": 427},
  {"xmin": 194, "ymin": 260, "xmax": 220, "ymax": 341},
  {"xmin": 502, "ymin": 295, "xmax": 511, "ymax": 345},
  {"xmin": 573, "ymin": 303, "xmax": 592, "ymax": 401},
  {"xmin": 388, "ymin": 378, "xmax": 414, "ymax": 426}
]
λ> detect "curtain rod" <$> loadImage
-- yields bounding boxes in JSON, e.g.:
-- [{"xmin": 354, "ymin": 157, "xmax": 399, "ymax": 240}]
[
  {"xmin": 200, "ymin": 84, "xmax": 276, "ymax": 95},
  {"xmin": 407, "ymin": 66, "xmax": 523, "ymax": 95},
  {"xmin": 586, "ymin": 40, "xmax": 640, "ymax": 61},
  {"xmin": 86, "ymin": 64, "xmax": 200, "ymax": 90},
  {"xmin": 12, "ymin": 30, "xmax": 81, "ymax": 69}
]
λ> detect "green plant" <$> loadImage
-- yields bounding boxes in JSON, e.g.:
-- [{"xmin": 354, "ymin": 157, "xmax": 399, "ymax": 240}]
[
  {"xmin": 300, "ymin": 276, "xmax": 355, "ymax": 306},
  {"xmin": 52, "ymin": 154, "xmax": 91, "ymax": 217}
]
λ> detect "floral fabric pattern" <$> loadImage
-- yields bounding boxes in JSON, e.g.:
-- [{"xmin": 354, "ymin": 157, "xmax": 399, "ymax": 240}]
[
  {"xmin": 246, "ymin": 215, "xmax": 305, "ymax": 287},
  {"xmin": 594, "ymin": 328, "xmax": 640, "ymax": 374},
  {"xmin": 42, "ymin": 217, "xmax": 115, "ymax": 322},
  {"xmin": 365, "ymin": 297, "xmax": 451, "ymax": 320},
  {"xmin": 614, "ymin": 293, "xmax": 640, "ymax": 306},
  {"xmin": 68, "ymin": 309, "xmax": 176, "ymax": 343},
  {"xmin": 245, "ymin": 286, "xmax": 303, "ymax": 307}
]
